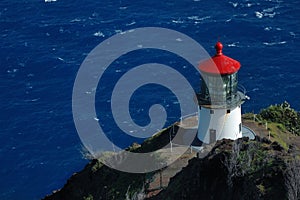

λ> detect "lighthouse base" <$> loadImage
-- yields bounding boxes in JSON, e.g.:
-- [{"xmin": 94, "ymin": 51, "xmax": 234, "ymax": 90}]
[{"xmin": 197, "ymin": 106, "xmax": 242, "ymax": 144}]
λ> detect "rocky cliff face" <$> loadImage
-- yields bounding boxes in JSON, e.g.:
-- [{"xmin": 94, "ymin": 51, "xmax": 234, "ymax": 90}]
[
  {"xmin": 149, "ymin": 137, "xmax": 300, "ymax": 200},
  {"xmin": 44, "ymin": 136, "xmax": 300, "ymax": 200},
  {"xmin": 44, "ymin": 102, "xmax": 300, "ymax": 200}
]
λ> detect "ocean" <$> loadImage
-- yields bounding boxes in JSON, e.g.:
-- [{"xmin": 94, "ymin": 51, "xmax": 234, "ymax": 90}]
[{"xmin": 1, "ymin": 0, "xmax": 299, "ymax": 199}]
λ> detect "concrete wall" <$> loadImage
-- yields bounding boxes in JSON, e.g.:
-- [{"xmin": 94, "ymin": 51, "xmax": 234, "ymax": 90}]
[{"xmin": 197, "ymin": 106, "xmax": 242, "ymax": 144}]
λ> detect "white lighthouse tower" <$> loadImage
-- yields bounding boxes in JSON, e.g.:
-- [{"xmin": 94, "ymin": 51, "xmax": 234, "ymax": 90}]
[{"xmin": 197, "ymin": 41, "xmax": 247, "ymax": 144}]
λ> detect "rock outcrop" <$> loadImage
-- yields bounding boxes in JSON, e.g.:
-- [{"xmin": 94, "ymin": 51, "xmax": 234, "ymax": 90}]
[{"xmin": 43, "ymin": 136, "xmax": 300, "ymax": 200}]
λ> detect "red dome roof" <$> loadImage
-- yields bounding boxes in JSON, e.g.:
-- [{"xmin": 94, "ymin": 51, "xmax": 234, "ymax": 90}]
[{"xmin": 198, "ymin": 42, "xmax": 241, "ymax": 75}]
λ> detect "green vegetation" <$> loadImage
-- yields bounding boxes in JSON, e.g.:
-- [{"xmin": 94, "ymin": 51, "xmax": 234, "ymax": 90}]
[
  {"xmin": 258, "ymin": 101, "xmax": 300, "ymax": 136},
  {"xmin": 83, "ymin": 194, "xmax": 93, "ymax": 200},
  {"xmin": 267, "ymin": 123, "xmax": 289, "ymax": 150}
]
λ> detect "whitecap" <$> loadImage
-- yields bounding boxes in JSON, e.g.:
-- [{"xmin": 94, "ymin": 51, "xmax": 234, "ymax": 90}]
[
  {"xmin": 255, "ymin": 11, "xmax": 263, "ymax": 18},
  {"xmin": 126, "ymin": 21, "xmax": 136, "ymax": 26},
  {"xmin": 45, "ymin": 0, "xmax": 57, "ymax": 2},
  {"xmin": 188, "ymin": 16, "xmax": 210, "ymax": 21},
  {"xmin": 264, "ymin": 27, "xmax": 272, "ymax": 31},
  {"xmin": 7, "ymin": 68, "xmax": 19, "ymax": 73},
  {"xmin": 57, "ymin": 57, "xmax": 64, "ymax": 61},
  {"xmin": 115, "ymin": 29, "xmax": 123, "ymax": 34},
  {"xmin": 263, "ymin": 7, "xmax": 275, "ymax": 13},
  {"xmin": 172, "ymin": 19, "xmax": 184, "ymax": 24},
  {"xmin": 227, "ymin": 42, "xmax": 239, "ymax": 47},
  {"xmin": 24, "ymin": 98, "xmax": 40, "ymax": 102},
  {"xmin": 70, "ymin": 18, "xmax": 82, "ymax": 23},
  {"xmin": 245, "ymin": 3, "xmax": 252, "ymax": 7},
  {"xmin": 30, "ymin": 98, "xmax": 40, "ymax": 102},
  {"xmin": 229, "ymin": 2, "xmax": 238, "ymax": 8},
  {"xmin": 93, "ymin": 31, "xmax": 105, "ymax": 37},
  {"xmin": 264, "ymin": 12, "xmax": 276, "ymax": 18},
  {"xmin": 263, "ymin": 41, "xmax": 287, "ymax": 46},
  {"xmin": 289, "ymin": 32, "xmax": 296, "ymax": 38},
  {"xmin": 187, "ymin": 16, "xmax": 200, "ymax": 20}
]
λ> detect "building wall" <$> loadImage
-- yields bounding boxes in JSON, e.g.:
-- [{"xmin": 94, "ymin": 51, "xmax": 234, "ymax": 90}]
[{"xmin": 197, "ymin": 106, "xmax": 242, "ymax": 144}]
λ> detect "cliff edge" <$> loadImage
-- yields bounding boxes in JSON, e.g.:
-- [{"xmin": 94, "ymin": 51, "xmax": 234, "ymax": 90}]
[{"xmin": 43, "ymin": 102, "xmax": 300, "ymax": 200}]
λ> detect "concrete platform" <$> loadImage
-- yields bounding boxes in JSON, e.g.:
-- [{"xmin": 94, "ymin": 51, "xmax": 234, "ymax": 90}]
[{"xmin": 177, "ymin": 114, "xmax": 256, "ymax": 146}]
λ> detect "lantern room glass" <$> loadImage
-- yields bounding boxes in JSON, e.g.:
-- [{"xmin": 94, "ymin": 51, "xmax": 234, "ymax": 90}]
[{"xmin": 199, "ymin": 72, "xmax": 238, "ymax": 106}]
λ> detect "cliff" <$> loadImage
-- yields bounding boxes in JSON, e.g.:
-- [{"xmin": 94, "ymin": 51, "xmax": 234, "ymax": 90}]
[
  {"xmin": 149, "ymin": 137, "xmax": 300, "ymax": 200},
  {"xmin": 43, "ymin": 102, "xmax": 300, "ymax": 200}
]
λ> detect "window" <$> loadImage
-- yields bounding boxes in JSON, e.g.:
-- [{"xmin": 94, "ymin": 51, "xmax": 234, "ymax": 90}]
[
  {"xmin": 210, "ymin": 110, "xmax": 214, "ymax": 114},
  {"xmin": 227, "ymin": 109, "xmax": 231, "ymax": 114},
  {"xmin": 239, "ymin": 123, "xmax": 242, "ymax": 133}
]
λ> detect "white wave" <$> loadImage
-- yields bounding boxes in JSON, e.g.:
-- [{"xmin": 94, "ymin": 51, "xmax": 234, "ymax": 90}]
[
  {"xmin": 244, "ymin": 3, "xmax": 253, "ymax": 7},
  {"xmin": 7, "ymin": 68, "xmax": 19, "ymax": 74},
  {"xmin": 255, "ymin": 5, "xmax": 279, "ymax": 19},
  {"xmin": 263, "ymin": 7, "xmax": 275, "ymax": 13},
  {"xmin": 289, "ymin": 32, "xmax": 296, "ymax": 38},
  {"xmin": 188, "ymin": 16, "xmax": 210, "ymax": 21},
  {"xmin": 264, "ymin": 12, "xmax": 276, "ymax": 18},
  {"xmin": 24, "ymin": 98, "xmax": 40, "ymax": 102},
  {"xmin": 45, "ymin": 0, "xmax": 57, "ymax": 2},
  {"xmin": 172, "ymin": 19, "xmax": 184, "ymax": 24},
  {"xmin": 57, "ymin": 57, "xmax": 64, "ymax": 61},
  {"xmin": 93, "ymin": 31, "xmax": 105, "ymax": 37},
  {"xmin": 126, "ymin": 21, "xmax": 136, "ymax": 26},
  {"xmin": 187, "ymin": 16, "xmax": 199, "ymax": 20},
  {"xmin": 227, "ymin": 42, "xmax": 239, "ymax": 47},
  {"xmin": 115, "ymin": 29, "xmax": 123, "ymax": 34},
  {"xmin": 255, "ymin": 11, "xmax": 263, "ymax": 18},
  {"xmin": 70, "ymin": 18, "xmax": 82, "ymax": 23},
  {"xmin": 264, "ymin": 27, "xmax": 272, "ymax": 31},
  {"xmin": 229, "ymin": 2, "xmax": 238, "ymax": 8},
  {"xmin": 263, "ymin": 41, "xmax": 287, "ymax": 46}
]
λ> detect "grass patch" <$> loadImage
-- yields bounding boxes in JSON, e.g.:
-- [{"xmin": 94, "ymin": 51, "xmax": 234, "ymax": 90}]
[
  {"xmin": 267, "ymin": 122, "xmax": 289, "ymax": 150},
  {"xmin": 257, "ymin": 184, "xmax": 265, "ymax": 194}
]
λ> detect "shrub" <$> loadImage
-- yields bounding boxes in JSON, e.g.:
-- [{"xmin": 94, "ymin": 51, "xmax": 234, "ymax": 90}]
[{"xmin": 258, "ymin": 101, "xmax": 300, "ymax": 135}]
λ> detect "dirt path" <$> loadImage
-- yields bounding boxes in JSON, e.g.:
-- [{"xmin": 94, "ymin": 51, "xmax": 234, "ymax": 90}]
[{"xmin": 146, "ymin": 149, "xmax": 196, "ymax": 197}]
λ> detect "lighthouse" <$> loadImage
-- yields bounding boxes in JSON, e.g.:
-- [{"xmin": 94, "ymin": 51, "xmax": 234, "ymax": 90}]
[{"xmin": 197, "ymin": 41, "xmax": 247, "ymax": 144}]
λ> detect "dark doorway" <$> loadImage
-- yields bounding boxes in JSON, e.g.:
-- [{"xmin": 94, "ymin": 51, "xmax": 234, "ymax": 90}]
[{"xmin": 209, "ymin": 129, "xmax": 216, "ymax": 144}]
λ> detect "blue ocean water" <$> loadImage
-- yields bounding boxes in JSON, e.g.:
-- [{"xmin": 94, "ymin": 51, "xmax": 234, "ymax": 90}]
[{"xmin": 1, "ymin": 0, "xmax": 299, "ymax": 199}]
